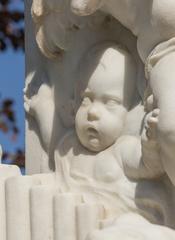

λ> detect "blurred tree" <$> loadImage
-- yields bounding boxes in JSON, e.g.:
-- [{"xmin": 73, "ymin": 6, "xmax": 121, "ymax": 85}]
[
  {"xmin": 0, "ymin": 0, "xmax": 24, "ymax": 168},
  {"xmin": 0, "ymin": 0, "xmax": 24, "ymax": 51},
  {"xmin": 0, "ymin": 98, "xmax": 19, "ymax": 137}
]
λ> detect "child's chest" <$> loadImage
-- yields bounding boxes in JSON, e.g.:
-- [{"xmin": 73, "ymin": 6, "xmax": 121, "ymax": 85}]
[{"xmin": 70, "ymin": 149, "xmax": 124, "ymax": 183}]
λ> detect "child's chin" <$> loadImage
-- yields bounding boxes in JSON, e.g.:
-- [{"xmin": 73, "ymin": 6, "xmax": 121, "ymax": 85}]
[{"xmin": 85, "ymin": 139, "xmax": 104, "ymax": 152}]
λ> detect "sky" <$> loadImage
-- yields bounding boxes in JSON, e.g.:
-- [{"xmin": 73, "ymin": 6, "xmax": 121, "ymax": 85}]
[
  {"xmin": 0, "ymin": 49, "xmax": 25, "ymax": 162},
  {"xmin": 0, "ymin": 0, "xmax": 24, "ymax": 172}
]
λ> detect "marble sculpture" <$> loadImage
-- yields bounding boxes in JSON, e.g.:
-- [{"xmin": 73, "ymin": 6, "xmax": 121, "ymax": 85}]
[{"xmin": 1, "ymin": 0, "xmax": 175, "ymax": 239}]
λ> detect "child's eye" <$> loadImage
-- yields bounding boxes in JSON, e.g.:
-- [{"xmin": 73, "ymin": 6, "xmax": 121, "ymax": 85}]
[{"xmin": 105, "ymin": 99, "xmax": 119, "ymax": 107}]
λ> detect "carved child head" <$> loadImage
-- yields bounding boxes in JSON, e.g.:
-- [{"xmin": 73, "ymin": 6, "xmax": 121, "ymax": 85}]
[{"xmin": 75, "ymin": 43, "xmax": 137, "ymax": 152}]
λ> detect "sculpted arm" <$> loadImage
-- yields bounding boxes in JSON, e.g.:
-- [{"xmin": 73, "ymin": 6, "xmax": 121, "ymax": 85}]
[
  {"xmin": 142, "ymin": 0, "xmax": 175, "ymax": 184},
  {"xmin": 147, "ymin": 50, "xmax": 175, "ymax": 184},
  {"xmin": 114, "ymin": 112, "xmax": 164, "ymax": 180}
]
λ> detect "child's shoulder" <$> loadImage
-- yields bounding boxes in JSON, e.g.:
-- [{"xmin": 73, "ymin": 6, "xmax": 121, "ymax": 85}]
[
  {"xmin": 113, "ymin": 135, "xmax": 140, "ymax": 152},
  {"xmin": 112, "ymin": 135, "xmax": 141, "ymax": 166}
]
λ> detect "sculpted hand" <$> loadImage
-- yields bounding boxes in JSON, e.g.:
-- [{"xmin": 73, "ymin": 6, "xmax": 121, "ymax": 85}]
[
  {"xmin": 142, "ymin": 108, "xmax": 160, "ymax": 142},
  {"xmin": 145, "ymin": 108, "xmax": 160, "ymax": 141},
  {"xmin": 141, "ymin": 108, "xmax": 164, "ymax": 177},
  {"xmin": 24, "ymin": 84, "xmax": 54, "ymax": 152},
  {"xmin": 24, "ymin": 83, "xmax": 53, "ymax": 117}
]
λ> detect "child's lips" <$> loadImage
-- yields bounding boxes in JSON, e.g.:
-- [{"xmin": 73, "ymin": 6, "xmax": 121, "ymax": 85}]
[
  {"xmin": 88, "ymin": 128, "xmax": 98, "ymax": 135},
  {"xmin": 85, "ymin": 124, "xmax": 99, "ymax": 136}
]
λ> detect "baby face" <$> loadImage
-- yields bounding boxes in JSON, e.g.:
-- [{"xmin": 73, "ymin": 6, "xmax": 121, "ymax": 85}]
[{"xmin": 75, "ymin": 47, "xmax": 136, "ymax": 152}]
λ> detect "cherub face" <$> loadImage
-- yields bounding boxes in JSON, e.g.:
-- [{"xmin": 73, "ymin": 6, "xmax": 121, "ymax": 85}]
[{"xmin": 75, "ymin": 47, "xmax": 136, "ymax": 152}]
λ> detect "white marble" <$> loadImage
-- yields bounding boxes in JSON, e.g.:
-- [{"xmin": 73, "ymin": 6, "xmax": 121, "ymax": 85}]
[
  {"xmin": 1, "ymin": 0, "xmax": 175, "ymax": 239},
  {"xmin": 29, "ymin": 0, "xmax": 175, "ymax": 237},
  {"xmin": 70, "ymin": 0, "xmax": 175, "ymax": 186}
]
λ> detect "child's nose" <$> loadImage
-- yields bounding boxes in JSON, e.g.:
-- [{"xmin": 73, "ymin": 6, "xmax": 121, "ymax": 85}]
[{"xmin": 87, "ymin": 104, "xmax": 100, "ymax": 121}]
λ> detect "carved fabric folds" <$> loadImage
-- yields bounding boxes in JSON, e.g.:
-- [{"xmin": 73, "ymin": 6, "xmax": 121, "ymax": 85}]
[{"xmin": 145, "ymin": 38, "xmax": 175, "ymax": 80}]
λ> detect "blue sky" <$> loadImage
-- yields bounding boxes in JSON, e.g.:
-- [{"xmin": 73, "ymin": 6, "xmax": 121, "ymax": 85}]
[
  {"xmin": 0, "ymin": 0, "xmax": 24, "ymax": 165},
  {"xmin": 0, "ymin": 49, "xmax": 25, "ymax": 160}
]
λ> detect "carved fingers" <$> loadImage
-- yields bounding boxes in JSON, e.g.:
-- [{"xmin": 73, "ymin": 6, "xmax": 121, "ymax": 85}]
[
  {"xmin": 24, "ymin": 84, "xmax": 53, "ymax": 117},
  {"xmin": 145, "ymin": 108, "xmax": 160, "ymax": 140}
]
